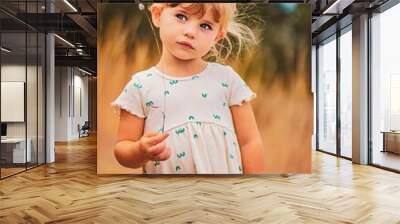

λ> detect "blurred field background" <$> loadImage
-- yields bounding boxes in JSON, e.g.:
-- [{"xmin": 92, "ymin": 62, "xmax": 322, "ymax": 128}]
[{"xmin": 97, "ymin": 3, "xmax": 312, "ymax": 174}]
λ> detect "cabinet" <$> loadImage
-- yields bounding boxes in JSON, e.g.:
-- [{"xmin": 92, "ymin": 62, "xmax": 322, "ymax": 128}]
[{"xmin": 382, "ymin": 132, "xmax": 400, "ymax": 154}]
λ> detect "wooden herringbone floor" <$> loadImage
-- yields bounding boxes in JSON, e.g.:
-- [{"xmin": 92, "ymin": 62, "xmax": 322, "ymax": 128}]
[{"xmin": 1, "ymin": 135, "xmax": 400, "ymax": 224}]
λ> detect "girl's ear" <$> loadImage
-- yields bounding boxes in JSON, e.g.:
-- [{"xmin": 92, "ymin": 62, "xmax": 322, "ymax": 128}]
[{"xmin": 150, "ymin": 5, "xmax": 163, "ymax": 28}]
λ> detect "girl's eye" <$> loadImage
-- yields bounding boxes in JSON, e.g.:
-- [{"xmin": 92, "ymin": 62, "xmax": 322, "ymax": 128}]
[
  {"xmin": 176, "ymin": 14, "xmax": 187, "ymax": 22},
  {"xmin": 200, "ymin": 23, "xmax": 212, "ymax": 31}
]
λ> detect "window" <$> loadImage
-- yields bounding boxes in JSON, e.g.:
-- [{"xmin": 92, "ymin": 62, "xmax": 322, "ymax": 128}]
[
  {"xmin": 339, "ymin": 27, "xmax": 352, "ymax": 158},
  {"xmin": 317, "ymin": 35, "xmax": 337, "ymax": 154},
  {"xmin": 371, "ymin": 2, "xmax": 400, "ymax": 171}
]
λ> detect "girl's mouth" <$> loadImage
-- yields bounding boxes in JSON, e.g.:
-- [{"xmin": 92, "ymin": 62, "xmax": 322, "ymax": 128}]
[{"xmin": 177, "ymin": 41, "xmax": 195, "ymax": 50}]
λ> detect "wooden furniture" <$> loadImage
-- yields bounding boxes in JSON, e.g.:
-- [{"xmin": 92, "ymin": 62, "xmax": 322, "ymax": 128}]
[{"xmin": 381, "ymin": 131, "xmax": 400, "ymax": 154}]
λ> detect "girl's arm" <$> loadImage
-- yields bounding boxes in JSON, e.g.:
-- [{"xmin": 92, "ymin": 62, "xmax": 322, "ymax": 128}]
[
  {"xmin": 231, "ymin": 102, "xmax": 266, "ymax": 173},
  {"xmin": 114, "ymin": 110, "xmax": 170, "ymax": 169}
]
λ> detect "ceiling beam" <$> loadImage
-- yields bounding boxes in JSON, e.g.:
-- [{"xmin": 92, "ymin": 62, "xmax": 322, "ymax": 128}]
[
  {"xmin": 322, "ymin": 0, "xmax": 356, "ymax": 14},
  {"xmin": 67, "ymin": 13, "xmax": 97, "ymax": 40},
  {"xmin": 55, "ymin": 55, "xmax": 96, "ymax": 69}
]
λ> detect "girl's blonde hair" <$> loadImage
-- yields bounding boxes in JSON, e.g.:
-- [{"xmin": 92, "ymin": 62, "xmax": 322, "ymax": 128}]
[{"xmin": 148, "ymin": 3, "xmax": 259, "ymax": 63}]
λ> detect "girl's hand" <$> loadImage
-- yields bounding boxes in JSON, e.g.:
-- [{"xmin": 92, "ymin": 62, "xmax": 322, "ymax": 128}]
[{"xmin": 138, "ymin": 132, "xmax": 171, "ymax": 161}]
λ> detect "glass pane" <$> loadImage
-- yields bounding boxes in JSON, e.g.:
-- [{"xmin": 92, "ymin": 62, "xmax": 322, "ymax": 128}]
[
  {"xmin": 27, "ymin": 30, "xmax": 38, "ymax": 169},
  {"xmin": 312, "ymin": 45, "xmax": 317, "ymax": 151},
  {"xmin": 318, "ymin": 37, "xmax": 337, "ymax": 154},
  {"xmin": 340, "ymin": 29, "xmax": 352, "ymax": 158},
  {"xmin": 1, "ymin": 1, "xmax": 46, "ymax": 178},
  {"xmin": 38, "ymin": 32, "xmax": 45, "ymax": 165},
  {"xmin": 371, "ymin": 4, "xmax": 400, "ymax": 171},
  {"xmin": 26, "ymin": 0, "xmax": 39, "ymax": 169},
  {"xmin": 1, "ymin": 30, "xmax": 27, "ymax": 177}
]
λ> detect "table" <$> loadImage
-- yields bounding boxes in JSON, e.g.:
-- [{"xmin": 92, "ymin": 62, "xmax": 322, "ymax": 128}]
[{"xmin": 1, "ymin": 138, "xmax": 32, "ymax": 163}]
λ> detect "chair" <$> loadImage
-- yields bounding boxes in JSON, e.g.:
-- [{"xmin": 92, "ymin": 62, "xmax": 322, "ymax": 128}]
[{"xmin": 79, "ymin": 121, "xmax": 90, "ymax": 138}]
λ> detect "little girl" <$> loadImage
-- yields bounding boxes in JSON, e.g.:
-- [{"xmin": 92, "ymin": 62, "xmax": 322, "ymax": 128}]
[{"xmin": 112, "ymin": 3, "xmax": 266, "ymax": 174}]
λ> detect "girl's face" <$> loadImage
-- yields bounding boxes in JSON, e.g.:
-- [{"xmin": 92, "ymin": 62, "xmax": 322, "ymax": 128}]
[{"xmin": 151, "ymin": 4, "xmax": 225, "ymax": 61}]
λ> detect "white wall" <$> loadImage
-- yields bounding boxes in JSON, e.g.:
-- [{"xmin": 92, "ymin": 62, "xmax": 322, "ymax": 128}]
[
  {"xmin": 54, "ymin": 67, "xmax": 89, "ymax": 141},
  {"xmin": 55, "ymin": 66, "xmax": 69, "ymax": 141},
  {"xmin": 72, "ymin": 72, "xmax": 89, "ymax": 138}
]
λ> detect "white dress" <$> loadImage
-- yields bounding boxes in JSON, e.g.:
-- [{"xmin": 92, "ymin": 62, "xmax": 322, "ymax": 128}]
[{"xmin": 112, "ymin": 62, "xmax": 256, "ymax": 174}]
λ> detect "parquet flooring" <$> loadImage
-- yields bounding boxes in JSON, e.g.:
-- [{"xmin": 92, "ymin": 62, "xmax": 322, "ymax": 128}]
[{"xmin": 1, "ymin": 135, "xmax": 399, "ymax": 223}]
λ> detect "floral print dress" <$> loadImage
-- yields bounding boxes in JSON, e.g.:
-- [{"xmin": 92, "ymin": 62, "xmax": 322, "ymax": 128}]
[{"xmin": 112, "ymin": 62, "xmax": 256, "ymax": 174}]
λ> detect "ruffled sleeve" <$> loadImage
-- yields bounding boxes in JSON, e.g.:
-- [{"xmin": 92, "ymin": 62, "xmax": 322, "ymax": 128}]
[
  {"xmin": 111, "ymin": 75, "xmax": 146, "ymax": 118},
  {"xmin": 227, "ymin": 66, "xmax": 257, "ymax": 106}
]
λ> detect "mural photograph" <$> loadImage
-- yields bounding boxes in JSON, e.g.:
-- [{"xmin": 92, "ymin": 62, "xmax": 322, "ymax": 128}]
[{"xmin": 98, "ymin": 2, "xmax": 312, "ymax": 174}]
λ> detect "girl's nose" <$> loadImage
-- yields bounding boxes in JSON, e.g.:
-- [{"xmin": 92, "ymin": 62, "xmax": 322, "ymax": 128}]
[{"xmin": 183, "ymin": 24, "xmax": 196, "ymax": 39}]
